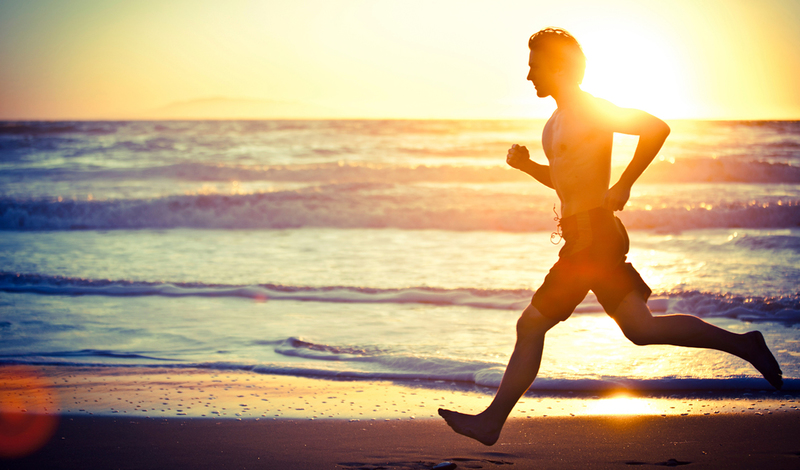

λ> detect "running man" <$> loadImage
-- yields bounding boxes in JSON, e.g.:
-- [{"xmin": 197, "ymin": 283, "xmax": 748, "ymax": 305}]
[{"xmin": 438, "ymin": 27, "xmax": 783, "ymax": 446}]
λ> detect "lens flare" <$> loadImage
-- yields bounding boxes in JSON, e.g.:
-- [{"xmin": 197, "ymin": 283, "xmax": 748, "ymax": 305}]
[{"xmin": 0, "ymin": 366, "xmax": 60, "ymax": 459}]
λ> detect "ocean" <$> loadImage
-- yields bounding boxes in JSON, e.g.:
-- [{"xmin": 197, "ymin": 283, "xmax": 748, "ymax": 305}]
[{"xmin": 1, "ymin": 119, "xmax": 798, "ymax": 392}]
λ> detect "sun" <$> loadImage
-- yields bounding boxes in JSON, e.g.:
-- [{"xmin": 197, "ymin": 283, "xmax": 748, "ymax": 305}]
[{"xmin": 578, "ymin": 26, "xmax": 691, "ymax": 118}]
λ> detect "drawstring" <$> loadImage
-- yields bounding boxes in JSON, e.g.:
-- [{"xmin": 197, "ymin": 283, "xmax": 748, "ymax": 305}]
[{"xmin": 550, "ymin": 204, "xmax": 562, "ymax": 245}]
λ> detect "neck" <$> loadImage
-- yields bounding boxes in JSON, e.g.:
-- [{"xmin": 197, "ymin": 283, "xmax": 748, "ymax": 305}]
[{"xmin": 552, "ymin": 85, "xmax": 583, "ymax": 110}]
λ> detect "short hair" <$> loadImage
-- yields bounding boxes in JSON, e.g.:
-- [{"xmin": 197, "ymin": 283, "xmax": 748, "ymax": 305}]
[{"xmin": 528, "ymin": 27, "xmax": 586, "ymax": 85}]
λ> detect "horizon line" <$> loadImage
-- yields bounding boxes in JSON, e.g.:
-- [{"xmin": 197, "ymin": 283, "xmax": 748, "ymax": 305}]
[{"xmin": 2, "ymin": 116, "xmax": 800, "ymax": 122}]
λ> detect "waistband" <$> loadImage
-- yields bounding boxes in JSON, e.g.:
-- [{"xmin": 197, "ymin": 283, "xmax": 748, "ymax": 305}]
[{"xmin": 559, "ymin": 207, "xmax": 615, "ymax": 239}]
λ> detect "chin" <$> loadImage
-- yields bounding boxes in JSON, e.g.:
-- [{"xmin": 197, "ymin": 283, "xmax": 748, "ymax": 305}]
[{"xmin": 536, "ymin": 89, "xmax": 550, "ymax": 98}]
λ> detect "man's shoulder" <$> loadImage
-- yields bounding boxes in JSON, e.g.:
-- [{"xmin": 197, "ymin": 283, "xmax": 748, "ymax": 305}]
[
  {"xmin": 582, "ymin": 93, "xmax": 620, "ymax": 116},
  {"xmin": 579, "ymin": 94, "xmax": 632, "ymax": 131},
  {"xmin": 553, "ymin": 93, "xmax": 619, "ymax": 121}
]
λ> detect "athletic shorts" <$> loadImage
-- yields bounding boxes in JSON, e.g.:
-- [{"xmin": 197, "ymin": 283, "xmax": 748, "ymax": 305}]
[{"xmin": 531, "ymin": 207, "xmax": 651, "ymax": 321}]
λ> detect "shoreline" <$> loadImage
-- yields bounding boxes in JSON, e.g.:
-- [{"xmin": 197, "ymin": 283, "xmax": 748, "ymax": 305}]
[{"xmin": 2, "ymin": 365, "xmax": 797, "ymax": 420}]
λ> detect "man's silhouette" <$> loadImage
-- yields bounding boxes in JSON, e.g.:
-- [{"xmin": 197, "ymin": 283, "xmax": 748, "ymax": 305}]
[{"xmin": 438, "ymin": 27, "xmax": 783, "ymax": 446}]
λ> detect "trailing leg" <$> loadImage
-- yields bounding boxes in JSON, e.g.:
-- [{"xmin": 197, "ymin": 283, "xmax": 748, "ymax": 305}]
[{"xmin": 612, "ymin": 292, "xmax": 783, "ymax": 390}]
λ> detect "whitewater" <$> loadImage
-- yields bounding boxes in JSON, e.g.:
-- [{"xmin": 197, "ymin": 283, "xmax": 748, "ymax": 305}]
[{"xmin": 1, "ymin": 119, "xmax": 798, "ymax": 392}]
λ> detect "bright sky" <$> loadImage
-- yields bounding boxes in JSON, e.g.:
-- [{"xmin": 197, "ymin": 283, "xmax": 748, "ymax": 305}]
[{"xmin": 1, "ymin": 0, "xmax": 799, "ymax": 120}]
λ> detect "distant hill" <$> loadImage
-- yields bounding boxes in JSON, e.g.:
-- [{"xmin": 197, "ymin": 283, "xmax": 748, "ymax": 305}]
[{"xmin": 146, "ymin": 97, "xmax": 339, "ymax": 119}]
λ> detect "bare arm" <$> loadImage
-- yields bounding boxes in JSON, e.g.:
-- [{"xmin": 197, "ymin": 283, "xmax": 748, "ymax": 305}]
[
  {"xmin": 596, "ymin": 103, "xmax": 670, "ymax": 211},
  {"xmin": 506, "ymin": 144, "xmax": 554, "ymax": 189}
]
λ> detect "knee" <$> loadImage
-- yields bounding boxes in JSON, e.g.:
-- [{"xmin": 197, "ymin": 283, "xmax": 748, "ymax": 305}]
[
  {"xmin": 515, "ymin": 315, "xmax": 534, "ymax": 338},
  {"xmin": 624, "ymin": 330, "xmax": 651, "ymax": 346},
  {"xmin": 516, "ymin": 305, "xmax": 554, "ymax": 338},
  {"xmin": 612, "ymin": 294, "xmax": 657, "ymax": 346},
  {"xmin": 620, "ymin": 323, "xmax": 654, "ymax": 346}
]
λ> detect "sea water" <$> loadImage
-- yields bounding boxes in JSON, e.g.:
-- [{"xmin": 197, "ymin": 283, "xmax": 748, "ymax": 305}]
[{"xmin": 1, "ymin": 120, "xmax": 798, "ymax": 392}]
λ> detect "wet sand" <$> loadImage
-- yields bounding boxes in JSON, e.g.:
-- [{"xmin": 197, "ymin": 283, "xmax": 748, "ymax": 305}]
[
  {"xmin": 4, "ymin": 414, "xmax": 799, "ymax": 469},
  {"xmin": 2, "ymin": 366, "xmax": 799, "ymax": 469}
]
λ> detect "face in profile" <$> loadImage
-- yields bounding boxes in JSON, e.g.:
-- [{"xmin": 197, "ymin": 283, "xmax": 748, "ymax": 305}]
[{"xmin": 527, "ymin": 48, "xmax": 559, "ymax": 98}]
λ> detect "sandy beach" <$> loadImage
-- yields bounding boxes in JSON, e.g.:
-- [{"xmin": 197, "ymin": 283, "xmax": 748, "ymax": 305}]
[
  {"xmin": 2, "ymin": 366, "xmax": 799, "ymax": 469},
  {"xmin": 3, "ymin": 413, "xmax": 800, "ymax": 470},
  {"xmin": 3, "ymin": 0, "xmax": 800, "ymax": 465}
]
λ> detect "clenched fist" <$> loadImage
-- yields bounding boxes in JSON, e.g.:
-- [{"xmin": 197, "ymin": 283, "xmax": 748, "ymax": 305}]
[{"xmin": 506, "ymin": 144, "xmax": 530, "ymax": 170}]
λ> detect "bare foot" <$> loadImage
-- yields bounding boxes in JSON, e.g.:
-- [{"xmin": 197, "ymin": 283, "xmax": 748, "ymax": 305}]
[
  {"xmin": 744, "ymin": 331, "xmax": 783, "ymax": 390},
  {"xmin": 437, "ymin": 408, "xmax": 502, "ymax": 446}
]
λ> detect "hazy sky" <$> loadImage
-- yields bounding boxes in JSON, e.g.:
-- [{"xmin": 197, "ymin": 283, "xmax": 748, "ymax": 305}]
[{"xmin": 1, "ymin": 0, "xmax": 799, "ymax": 120}]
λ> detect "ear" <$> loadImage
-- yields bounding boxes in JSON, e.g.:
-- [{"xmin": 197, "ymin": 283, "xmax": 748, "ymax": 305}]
[
  {"xmin": 551, "ymin": 62, "xmax": 569, "ymax": 81},
  {"xmin": 545, "ymin": 53, "xmax": 566, "ymax": 76}
]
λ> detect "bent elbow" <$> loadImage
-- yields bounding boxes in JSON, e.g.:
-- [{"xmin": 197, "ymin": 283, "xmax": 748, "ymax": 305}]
[
  {"xmin": 659, "ymin": 120, "xmax": 671, "ymax": 139},
  {"xmin": 644, "ymin": 120, "xmax": 670, "ymax": 144}
]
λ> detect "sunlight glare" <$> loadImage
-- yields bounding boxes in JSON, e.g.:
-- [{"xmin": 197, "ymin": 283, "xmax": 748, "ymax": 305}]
[
  {"xmin": 579, "ymin": 26, "xmax": 689, "ymax": 118},
  {"xmin": 583, "ymin": 395, "xmax": 659, "ymax": 416}
]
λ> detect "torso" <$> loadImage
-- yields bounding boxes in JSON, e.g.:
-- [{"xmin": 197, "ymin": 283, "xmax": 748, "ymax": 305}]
[{"xmin": 542, "ymin": 94, "xmax": 614, "ymax": 218}]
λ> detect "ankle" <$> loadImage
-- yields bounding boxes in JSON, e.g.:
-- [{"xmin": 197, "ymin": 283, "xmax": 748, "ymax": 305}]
[{"xmin": 478, "ymin": 409, "xmax": 508, "ymax": 430}]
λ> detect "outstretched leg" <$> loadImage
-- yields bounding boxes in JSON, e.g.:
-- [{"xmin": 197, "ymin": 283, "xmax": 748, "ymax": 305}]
[
  {"xmin": 438, "ymin": 304, "xmax": 558, "ymax": 445},
  {"xmin": 612, "ymin": 292, "xmax": 783, "ymax": 390}
]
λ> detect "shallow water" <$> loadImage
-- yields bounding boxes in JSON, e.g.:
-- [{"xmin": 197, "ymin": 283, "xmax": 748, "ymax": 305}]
[{"xmin": 1, "ymin": 119, "xmax": 798, "ymax": 391}]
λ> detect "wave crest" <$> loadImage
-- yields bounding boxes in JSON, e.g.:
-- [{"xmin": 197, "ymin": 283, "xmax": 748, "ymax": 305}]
[
  {"xmin": 2, "ymin": 272, "xmax": 798, "ymax": 324},
  {"xmin": 2, "ymin": 189, "xmax": 798, "ymax": 231}
]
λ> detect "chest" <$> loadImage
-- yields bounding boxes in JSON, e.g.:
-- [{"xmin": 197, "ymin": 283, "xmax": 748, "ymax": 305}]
[{"xmin": 542, "ymin": 112, "xmax": 610, "ymax": 162}]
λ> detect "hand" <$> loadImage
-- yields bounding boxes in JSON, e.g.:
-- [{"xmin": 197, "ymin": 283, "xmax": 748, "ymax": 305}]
[
  {"xmin": 506, "ymin": 144, "xmax": 530, "ymax": 170},
  {"xmin": 602, "ymin": 183, "xmax": 631, "ymax": 212}
]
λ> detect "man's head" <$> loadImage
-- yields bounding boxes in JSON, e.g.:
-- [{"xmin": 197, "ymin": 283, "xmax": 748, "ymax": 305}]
[{"xmin": 527, "ymin": 28, "xmax": 586, "ymax": 98}]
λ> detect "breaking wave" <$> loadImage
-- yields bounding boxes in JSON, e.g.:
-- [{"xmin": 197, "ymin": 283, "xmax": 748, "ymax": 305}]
[
  {"xmin": 2, "ymin": 272, "xmax": 798, "ymax": 324},
  {"xmin": 2, "ymin": 188, "xmax": 798, "ymax": 231},
  {"xmin": 2, "ymin": 337, "xmax": 796, "ymax": 391}
]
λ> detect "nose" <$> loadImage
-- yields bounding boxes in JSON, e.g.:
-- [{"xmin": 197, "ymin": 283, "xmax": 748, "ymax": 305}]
[{"xmin": 526, "ymin": 69, "xmax": 534, "ymax": 81}]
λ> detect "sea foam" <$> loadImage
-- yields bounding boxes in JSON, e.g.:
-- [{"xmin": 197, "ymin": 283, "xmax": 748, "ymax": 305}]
[
  {"xmin": 2, "ymin": 272, "xmax": 797, "ymax": 324},
  {"xmin": 2, "ymin": 190, "xmax": 798, "ymax": 231}
]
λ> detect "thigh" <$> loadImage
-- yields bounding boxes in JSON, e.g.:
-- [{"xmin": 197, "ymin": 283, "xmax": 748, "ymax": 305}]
[
  {"xmin": 593, "ymin": 261, "xmax": 652, "ymax": 315},
  {"xmin": 531, "ymin": 258, "xmax": 591, "ymax": 322},
  {"xmin": 608, "ymin": 290, "xmax": 654, "ymax": 331}
]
